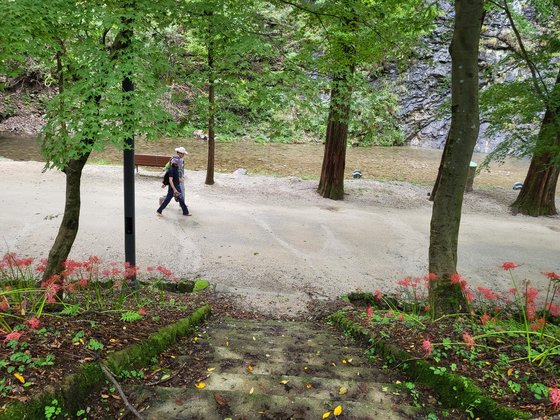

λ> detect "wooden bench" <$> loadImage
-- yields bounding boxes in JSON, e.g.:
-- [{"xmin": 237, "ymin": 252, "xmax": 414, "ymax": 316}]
[{"xmin": 134, "ymin": 154, "xmax": 170, "ymax": 172}]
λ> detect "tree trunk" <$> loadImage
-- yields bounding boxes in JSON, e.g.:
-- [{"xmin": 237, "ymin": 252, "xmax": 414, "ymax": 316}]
[
  {"xmin": 429, "ymin": 132, "xmax": 450, "ymax": 201},
  {"xmin": 318, "ymin": 69, "xmax": 354, "ymax": 200},
  {"xmin": 511, "ymin": 70, "xmax": 560, "ymax": 216},
  {"xmin": 42, "ymin": 153, "xmax": 91, "ymax": 281},
  {"xmin": 205, "ymin": 12, "xmax": 215, "ymax": 186},
  {"xmin": 428, "ymin": 0, "xmax": 485, "ymax": 316}
]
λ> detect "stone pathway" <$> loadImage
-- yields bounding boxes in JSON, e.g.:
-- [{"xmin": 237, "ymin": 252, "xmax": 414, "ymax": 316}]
[{"xmin": 127, "ymin": 318, "xmax": 417, "ymax": 419}]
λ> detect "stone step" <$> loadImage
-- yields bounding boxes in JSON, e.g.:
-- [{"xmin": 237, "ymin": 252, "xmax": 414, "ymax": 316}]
[
  {"xmin": 204, "ymin": 326, "xmax": 356, "ymax": 350},
  {"xmin": 205, "ymin": 358, "xmax": 389, "ymax": 382},
  {"xmin": 201, "ymin": 371, "xmax": 397, "ymax": 403},
  {"xmin": 206, "ymin": 318, "xmax": 331, "ymax": 335},
  {"xmin": 129, "ymin": 386, "xmax": 416, "ymax": 420},
  {"xmin": 200, "ymin": 345, "xmax": 369, "ymax": 366}
]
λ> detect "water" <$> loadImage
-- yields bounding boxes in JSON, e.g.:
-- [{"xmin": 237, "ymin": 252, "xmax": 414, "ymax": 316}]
[{"xmin": 0, "ymin": 133, "xmax": 533, "ymax": 188}]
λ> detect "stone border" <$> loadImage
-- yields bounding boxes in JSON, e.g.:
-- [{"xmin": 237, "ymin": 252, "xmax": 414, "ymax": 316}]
[
  {"xmin": 329, "ymin": 311, "xmax": 531, "ymax": 420},
  {"xmin": 0, "ymin": 304, "xmax": 212, "ymax": 419}
]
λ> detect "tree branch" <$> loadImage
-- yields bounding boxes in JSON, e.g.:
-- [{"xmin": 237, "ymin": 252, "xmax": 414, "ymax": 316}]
[{"xmin": 99, "ymin": 362, "xmax": 145, "ymax": 420}]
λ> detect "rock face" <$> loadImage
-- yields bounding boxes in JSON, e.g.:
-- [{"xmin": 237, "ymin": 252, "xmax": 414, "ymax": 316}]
[{"xmin": 396, "ymin": 1, "xmax": 528, "ymax": 152}]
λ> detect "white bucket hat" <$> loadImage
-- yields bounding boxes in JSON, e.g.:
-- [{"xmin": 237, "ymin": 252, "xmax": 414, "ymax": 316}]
[{"xmin": 175, "ymin": 146, "xmax": 188, "ymax": 154}]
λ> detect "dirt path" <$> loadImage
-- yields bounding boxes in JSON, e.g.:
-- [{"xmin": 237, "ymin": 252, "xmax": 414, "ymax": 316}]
[{"xmin": 0, "ymin": 160, "xmax": 558, "ymax": 314}]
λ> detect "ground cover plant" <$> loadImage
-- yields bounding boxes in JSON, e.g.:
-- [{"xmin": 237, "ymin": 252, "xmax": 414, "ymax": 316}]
[
  {"xmin": 341, "ymin": 262, "xmax": 560, "ymax": 417},
  {"xmin": 0, "ymin": 252, "xmax": 207, "ymax": 412}
]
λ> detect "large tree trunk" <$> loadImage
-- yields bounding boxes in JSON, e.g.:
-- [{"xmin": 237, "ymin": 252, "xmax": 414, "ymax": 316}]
[
  {"xmin": 318, "ymin": 68, "xmax": 354, "ymax": 200},
  {"xmin": 511, "ymin": 70, "xmax": 560, "ymax": 216},
  {"xmin": 42, "ymin": 153, "xmax": 91, "ymax": 281},
  {"xmin": 205, "ymin": 12, "xmax": 215, "ymax": 186},
  {"xmin": 429, "ymin": 132, "xmax": 450, "ymax": 201},
  {"xmin": 428, "ymin": 0, "xmax": 485, "ymax": 316}
]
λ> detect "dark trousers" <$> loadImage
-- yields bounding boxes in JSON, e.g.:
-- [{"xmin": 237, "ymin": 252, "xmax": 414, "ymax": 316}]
[{"xmin": 157, "ymin": 187, "xmax": 189, "ymax": 215}]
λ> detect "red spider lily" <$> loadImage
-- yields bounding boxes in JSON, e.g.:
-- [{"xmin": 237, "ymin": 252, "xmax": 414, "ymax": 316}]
[
  {"xmin": 476, "ymin": 287, "xmax": 500, "ymax": 300},
  {"xmin": 527, "ymin": 304, "xmax": 536, "ymax": 321},
  {"xmin": 373, "ymin": 290, "xmax": 383, "ymax": 300},
  {"xmin": 465, "ymin": 289, "xmax": 474, "ymax": 302},
  {"xmin": 366, "ymin": 306, "xmax": 373, "ymax": 318},
  {"xmin": 138, "ymin": 308, "xmax": 147, "ymax": 316},
  {"xmin": 481, "ymin": 313, "xmax": 491, "ymax": 325},
  {"xmin": 463, "ymin": 332, "xmax": 476, "ymax": 348},
  {"xmin": 146, "ymin": 266, "xmax": 155, "ymax": 272},
  {"xmin": 426, "ymin": 273, "xmax": 438, "ymax": 282},
  {"xmin": 41, "ymin": 275, "xmax": 62, "ymax": 303},
  {"xmin": 500, "ymin": 261, "xmax": 519, "ymax": 271},
  {"xmin": 450, "ymin": 273, "xmax": 462, "ymax": 285},
  {"xmin": 399, "ymin": 313, "xmax": 404, "ymax": 321},
  {"xmin": 530, "ymin": 318, "xmax": 546, "ymax": 331},
  {"xmin": 422, "ymin": 339, "xmax": 433, "ymax": 356},
  {"xmin": 79, "ymin": 278, "xmax": 89, "ymax": 289},
  {"xmin": 550, "ymin": 387, "xmax": 560, "ymax": 410},
  {"xmin": 398, "ymin": 277, "xmax": 412, "ymax": 287},
  {"xmin": 524, "ymin": 287, "xmax": 539, "ymax": 302},
  {"xmin": 88, "ymin": 256, "xmax": 100, "ymax": 264},
  {"xmin": 4, "ymin": 331, "xmax": 23, "ymax": 342},
  {"xmin": 26, "ymin": 317, "xmax": 40, "ymax": 329},
  {"xmin": 547, "ymin": 304, "xmax": 560, "ymax": 317},
  {"xmin": 124, "ymin": 263, "xmax": 138, "ymax": 278},
  {"xmin": 156, "ymin": 265, "xmax": 173, "ymax": 278},
  {"xmin": 545, "ymin": 272, "xmax": 560, "ymax": 281},
  {"xmin": 0, "ymin": 298, "xmax": 9, "ymax": 312}
]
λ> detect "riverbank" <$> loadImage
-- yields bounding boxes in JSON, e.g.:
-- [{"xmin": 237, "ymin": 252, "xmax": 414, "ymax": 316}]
[{"xmin": 0, "ymin": 133, "xmax": 540, "ymax": 189}]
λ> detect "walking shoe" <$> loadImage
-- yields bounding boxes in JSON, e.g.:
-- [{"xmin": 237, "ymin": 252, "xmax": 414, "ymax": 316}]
[{"xmin": 156, "ymin": 211, "xmax": 163, "ymax": 217}]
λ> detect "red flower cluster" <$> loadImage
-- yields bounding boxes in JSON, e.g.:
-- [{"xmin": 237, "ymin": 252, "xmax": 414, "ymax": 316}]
[{"xmin": 500, "ymin": 261, "xmax": 519, "ymax": 271}]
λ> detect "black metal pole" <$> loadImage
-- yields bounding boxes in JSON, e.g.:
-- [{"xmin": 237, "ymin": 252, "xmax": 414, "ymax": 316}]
[{"xmin": 122, "ymin": 18, "xmax": 136, "ymax": 287}]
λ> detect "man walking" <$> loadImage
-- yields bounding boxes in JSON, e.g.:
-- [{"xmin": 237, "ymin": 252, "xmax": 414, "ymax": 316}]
[{"xmin": 157, "ymin": 157, "xmax": 191, "ymax": 216}]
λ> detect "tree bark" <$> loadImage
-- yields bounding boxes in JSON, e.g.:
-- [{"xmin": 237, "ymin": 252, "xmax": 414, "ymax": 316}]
[
  {"xmin": 205, "ymin": 11, "xmax": 216, "ymax": 186},
  {"xmin": 42, "ymin": 153, "xmax": 91, "ymax": 281},
  {"xmin": 429, "ymin": 132, "xmax": 450, "ymax": 201},
  {"xmin": 428, "ymin": 0, "xmax": 485, "ymax": 316},
  {"xmin": 318, "ymin": 68, "xmax": 354, "ymax": 200},
  {"xmin": 511, "ymin": 70, "xmax": 560, "ymax": 216}
]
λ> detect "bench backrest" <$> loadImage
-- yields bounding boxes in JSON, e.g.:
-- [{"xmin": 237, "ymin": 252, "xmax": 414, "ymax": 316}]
[{"xmin": 134, "ymin": 154, "xmax": 170, "ymax": 167}]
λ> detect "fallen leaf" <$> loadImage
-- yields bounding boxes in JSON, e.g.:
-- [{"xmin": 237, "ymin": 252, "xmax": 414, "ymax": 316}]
[
  {"xmin": 100, "ymin": 394, "xmax": 110, "ymax": 399},
  {"xmin": 246, "ymin": 365, "xmax": 254, "ymax": 374},
  {"xmin": 339, "ymin": 387, "xmax": 347, "ymax": 395},
  {"xmin": 280, "ymin": 380, "xmax": 289, "ymax": 385},
  {"xmin": 334, "ymin": 405, "xmax": 342, "ymax": 416},
  {"xmin": 347, "ymin": 358, "xmax": 353, "ymax": 363},
  {"xmin": 507, "ymin": 368, "xmax": 513, "ymax": 376},
  {"xmin": 214, "ymin": 393, "xmax": 228, "ymax": 407},
  {"xmin": 322, "ymin": 412, "xmax": 331, "ymax": 419},
  {"xmin": 160, "ymin": 374, "xmax": 171, "ymax": 382},
  {"xmin": 331, "ymin": 362, "xmax": 336, "ymax": 367},
  {"xmin": 395, "ymin": 380, "xmax": 402, "ymax": 384},
  {"xmin": 13, "ymin": 373, "xmax": 25, "ymax": 384},
  {"xmin": 252, "ymin": 336, "xmax": 256, "ymax": 341},
  {"xmin": 306, "ymin": 384, "xmax": 313, "ymax": 389},
  {"xmin": 109, "ymin": 339, "xmax": 118, "ymax": 343},
  {"xmin": 249, "ymin": 387, "xmax": 254, "ymax": 394},
  {"xmin": 342, "ymin": 359, "xmax": 347, "ymax": 364},
  {"xmin": 225, "ymin": 340, "xmax": 229, "ymax": 347},
  {"xmin": 195, "ymin": 382, "xmax": 206, "ymax": 389},
  {"xmin": 207, "ymin": 367, "xmax": 216, "ymax": 372},
  {"xmin": 111, "ymin": 394, "xmax": 121, "ymax": 400}
]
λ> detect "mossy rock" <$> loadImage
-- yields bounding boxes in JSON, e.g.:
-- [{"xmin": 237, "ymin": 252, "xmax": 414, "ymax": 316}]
[
  {"xmin": 193, "ymin": 279, "xmax": 210, "ymax": 292},
  {"xmin": 329, "ymin": 311, "xmax": 531, "ymax": 420},
  {"xmin": 0, "ymin": 305, "xmax": 212, "ymax": 420}
]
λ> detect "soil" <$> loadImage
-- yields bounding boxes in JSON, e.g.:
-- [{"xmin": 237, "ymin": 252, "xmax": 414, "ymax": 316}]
[{"xmin": 344, "ymin": 304, "xmax": 560, "ymax": 417}]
